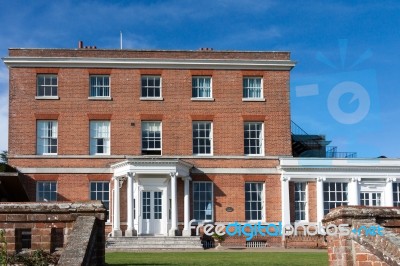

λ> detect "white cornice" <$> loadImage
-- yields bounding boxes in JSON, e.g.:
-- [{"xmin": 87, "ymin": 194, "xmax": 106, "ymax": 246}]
[
  {"xmin": 111, "ymin": 158, "xmax": 193, "ymax": 178},
  {"xmin": 279, "ymin": 158, "xmax": 400, "ymax": 177},
  {"xmin": 2, "ymin": 57, "xmax": 296, "ymax": 70},
  {"xmin": 192, "ymin": 168, "xmax": 279, "ymax": 174},
  {"xmin": 9, "ymin": 155, "xmax": 281, "ymax": 160},
  {"xmin": 111, "ymin": 158, "xmax": 193, "ymax": 169},
  {"xmin": 17, "ymin": 168, "xmax": 112, "ymax": 174},
  {"xmin": 280, "ymin": 158, "xmax": 400, "ymax": 169}
]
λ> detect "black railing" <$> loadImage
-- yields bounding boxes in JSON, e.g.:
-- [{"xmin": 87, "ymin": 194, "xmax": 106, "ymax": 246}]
[
  {"xmin": 326, "ymin": 151, "xmax": 357, "ymax": 158},
  {"xmin": 291, "ymin": 121, "xmax": 357, "ymax": 158},
  {"xmin": 291, "ymin": 121, "xmax": 323, "ymax": 148}
]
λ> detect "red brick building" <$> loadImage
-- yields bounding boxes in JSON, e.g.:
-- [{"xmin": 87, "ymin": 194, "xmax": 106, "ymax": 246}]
[
  {"xmin": 4, "ymin": 46, "xmax": 400, "ymax": 251},
  {"xmin": 3, "ymin": 46, "xmax": 295, "ymax": 240}
]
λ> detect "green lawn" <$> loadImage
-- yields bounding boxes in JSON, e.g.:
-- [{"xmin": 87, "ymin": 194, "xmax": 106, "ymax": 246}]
[{"xmin": 106, "ymin": 251, "xmax": 328, "ymax": 266}]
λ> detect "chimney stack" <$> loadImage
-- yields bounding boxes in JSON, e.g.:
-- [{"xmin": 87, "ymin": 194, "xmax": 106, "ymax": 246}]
[
  {"xmin": 78, "ymin": 41, "xmax": 97, "ymax": 49},
  {"xmin": 199, "ymin": 47, "xmax": 214, "ymax": 51}
]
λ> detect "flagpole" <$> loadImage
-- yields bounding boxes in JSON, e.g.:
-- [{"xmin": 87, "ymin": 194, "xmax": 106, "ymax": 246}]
[{"xmin": 120, "ymin": 31, "xmax": 123, "ymax": 49}]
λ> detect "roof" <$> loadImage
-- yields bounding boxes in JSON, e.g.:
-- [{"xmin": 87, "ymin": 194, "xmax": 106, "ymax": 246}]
[{"xmin": 0, "ymin": 172, "xmax": 29, "ymax": 202}]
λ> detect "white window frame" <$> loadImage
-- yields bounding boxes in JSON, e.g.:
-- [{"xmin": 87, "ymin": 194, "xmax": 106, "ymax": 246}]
[
  {"xmin": 360, "ymin": 192, "xmax": 382, "ymax": 206},
  {"xmin": 193, "ymin": 181, "xmax": 214, "ymax": 222},
  {"xmin": 90, "ymin": 181, "xmax": 110, "ymax": 220},
  {"xmin": 36, "ymin": 120, "xmax": 58, "ymax": 155},
  {"xmin": 90, "ymin": 121, "xmax": 111, "ymax": 155},
  {"xmin": 36, "ymin": 74, "xmax": 58, "ymax": 99},
  {"xmin": 141, "ymin": 121, "xmax": 162, "ymax": 155},
  {"xmin": 192, "ymin": 121, "xmax": 213, "ymax": 155},
  {"xmin": 245, "ymin": 182, "xmax": 265, "ymax": 222},
  {"xmin": 243, "ymin": 77, "xmax": 264, "ymax": 100},
  {"xmin": 140, "ymin": 75, "xmax": 162, "ymax": 100},
  {"xmin": 393, "ymin": 183, "xmax": 400, "ymax": 207},
  {"xmin": 244, "ymin": 122, "xmax": 264, "ymax": 156},
  {"xmin": 294, "ymin": 182, "xmax": 308, "ymax": 222},
  {"xmin": 323, "ymin": 182, "xmax": 348, "ymax": 215},
  {"xmin": 36, "ymin": 181, "xmax": 57, "ymax": 201},
  {"xmin": 192, "ymin": 76, "xmax": 212, "ymax": 99},
  {"xmin": 89, "ymin": 75, "xmax": 110, "ymax": 98}
]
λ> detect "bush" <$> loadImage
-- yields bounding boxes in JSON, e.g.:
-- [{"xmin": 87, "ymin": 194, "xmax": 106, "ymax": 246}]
[
  {"xmin": 4, "ymin": 250, "xmax": 59, "ymax": 266},
  {"xmin": 0, "ymin": 163, "xmax": 16, "ymax": 173}
]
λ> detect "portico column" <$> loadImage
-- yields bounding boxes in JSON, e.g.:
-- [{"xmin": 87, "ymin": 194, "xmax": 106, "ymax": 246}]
[
  {"xmin": 182, "ymin": 176, "xmax": 192, "ymax": 236},
  {"xmin": 125, "ymin": 172, "xmax": 136, "ymax": 237},
  {"xmin": 348, "ymin": 177, "xmax": 360, "ymax": 205},
  {"xmin": 384, "ymin": 177, "xmax": 396, "ymax": 207},
  {"xmin": 112, "ymin": 176, "xmax": 122, "ymax": 237},
  {"xmin": 169, "ymin": 172, "xmax": 178, "ymax": 236},
  {"xmin": 316, "ymin": 177, "xmax": 325, "ymax": 224},
  {"xmin": 281, "ymin": 176, "xmax": 291, "ymax": 227}
]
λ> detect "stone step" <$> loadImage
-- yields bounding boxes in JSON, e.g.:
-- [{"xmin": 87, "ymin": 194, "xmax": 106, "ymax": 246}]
[
  {"xmin": 106, "ymin": 236, "xmax": 203, "ymax": 250},
  {"xmin": 107, "ymin": 245, "xmax": 202, "ymax": 249},
  {"xmin": 108, "ymin": 239, "xmax": 201, "ymax": 243},
  {"xmin": 108, "ymin": 237, "xmax": 201, "ymax": 243},
  {"xmin": 107, "ymin": 242, "xmax": 201, "ymax": 246},
  {"xmin": 109, "ymin": 236, "xmax": 200, "ymax": 240}
]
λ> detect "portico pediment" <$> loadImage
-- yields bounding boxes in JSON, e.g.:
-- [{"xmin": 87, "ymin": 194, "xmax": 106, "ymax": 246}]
[{"xmin": 111, "ymin": 158, "xmax": 193, "ymax": 178}]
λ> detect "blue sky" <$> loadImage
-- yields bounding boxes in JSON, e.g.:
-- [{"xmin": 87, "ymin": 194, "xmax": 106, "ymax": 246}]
[{"xmin": 0, "ymin": 0, "xmax": 399, "ymax": 158}]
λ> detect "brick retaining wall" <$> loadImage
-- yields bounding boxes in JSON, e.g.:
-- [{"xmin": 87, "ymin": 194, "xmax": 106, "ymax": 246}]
[
  {"xmin": 0, "ymin": 201, "xmax": 106, "ymax": 264},
  {"xmin": 323, "ymin": 206, "xmax": 400, "ymax": 266}
]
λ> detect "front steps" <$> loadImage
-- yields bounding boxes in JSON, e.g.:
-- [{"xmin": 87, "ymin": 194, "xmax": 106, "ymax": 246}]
[{"xmin": 106, "ymin": 236, "xmax": 203, "ymax": 251}]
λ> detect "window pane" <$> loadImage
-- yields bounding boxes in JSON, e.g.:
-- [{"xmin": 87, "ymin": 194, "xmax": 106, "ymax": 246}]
[
  {"xmin": 244, "ymin": 122, "xmax": 263, "ymax": 155},
  {"xmin": 141, "ymin": 121, "xmax": 162, "ymax": 154},
  {"xmin": 192, "ymin": 122, "xmax": 212, "ymax": 155},
  {"xmin": 193, "ymin": 182, "xmax": 213, "ymax": 221},
  {"xmin": 243, "ymin": 77, "xmax": 262, "ymax": 98},
  {"xmin": 245, "ymin": 182, "xmax": 264, "ymax": 221},
  {"xmin": 90, "ymin": 182, "xmax": 110, "ymax": 219},
  {"xmin": 323, "ymin": 182, "xmax": 348, "ymax": 215},
  {"xmin": 90, "ymin": 121, "xmax": 110, "ymax": 155},
  {"xmin": 90, "ymin": 76, "xmax": 110, "ymax": 97},
  {"xmin": 37, "ymin": 181, "xmax": 57, "ymax": 202},
  {"xmin": 141, "ymin": 76, "xmax": 161, "ymax": 98},
  {"xmin": 37, "ymin": 75, "xmax": 58, "ymax": 97},
  {"xmin": 192, "ymin": 77, "xmax": 211, "ymax": 98},
  {"xmin": 37, "ymin": 121, "xmax": 58, "ymax": 155},
  {"xmin": 294, "ymin": 182, "xmax": 307, "ymax": 221}
]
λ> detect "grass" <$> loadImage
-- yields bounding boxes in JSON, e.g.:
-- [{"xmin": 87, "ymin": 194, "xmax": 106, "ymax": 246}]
[{"xmin": 106, "ymin": 251, "xmax": 328, "ymax": 266}]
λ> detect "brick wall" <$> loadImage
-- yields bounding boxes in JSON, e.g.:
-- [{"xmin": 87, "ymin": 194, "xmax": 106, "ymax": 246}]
[
  {"xmin": 8, "ymin": 67, "xmax": 291, "ymax": 160},
  {"xmin": 0, "ymin": 201, "xmax": 106, "ymax": 264},
  {"xmin": 323, "ymin": 206, "xmax": 400, "ymax": 266},
  {"xmin": 6, "ymin": 49, "xmax": 293, "ymax": 246},
  {"xmin": 8, "ymin": 48, "xmax": 291, "ymax": 60},
  {"xmin": 8, "ymin": 49, "xmax": 292, "ymax": 161}
]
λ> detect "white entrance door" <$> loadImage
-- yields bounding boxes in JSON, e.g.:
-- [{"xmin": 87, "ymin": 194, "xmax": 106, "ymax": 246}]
[{"xmin": 141, "ymin": 190, "xmax": 163, "ymax": 235}]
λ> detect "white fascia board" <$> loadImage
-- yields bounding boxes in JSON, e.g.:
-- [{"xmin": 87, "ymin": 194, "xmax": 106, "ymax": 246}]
[{"xmin": 3, "ymin": 57, "xmax": 296, "ymax": 70}]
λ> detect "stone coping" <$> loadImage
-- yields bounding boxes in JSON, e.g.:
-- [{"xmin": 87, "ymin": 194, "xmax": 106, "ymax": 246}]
[
  {"xmin": 0, "ymin": 201, "xmax": 106, "ymax": 214},
  {"xmin": 323, "ymin": 206, "xmax": 400, "ymax": 223}
]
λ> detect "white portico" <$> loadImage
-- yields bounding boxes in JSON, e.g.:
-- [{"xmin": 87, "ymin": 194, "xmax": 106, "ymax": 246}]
[
  {"xmin": 279, "ymin": 158, "xmax": 400, "ymax": 225},
  {"xmin": 110, "ymin": 159, "xmax": 193, "ymax": 237}
]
